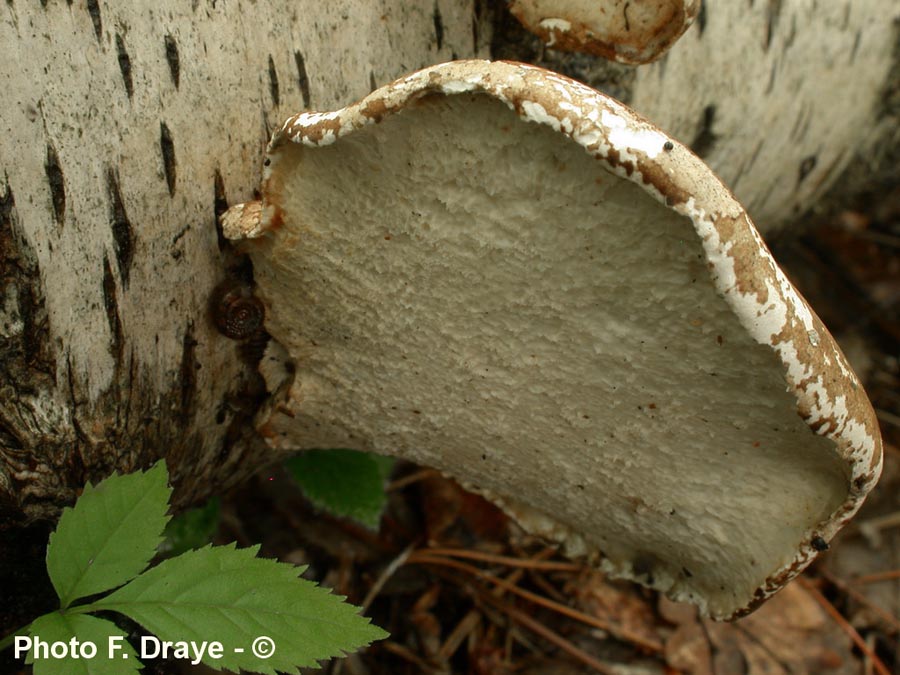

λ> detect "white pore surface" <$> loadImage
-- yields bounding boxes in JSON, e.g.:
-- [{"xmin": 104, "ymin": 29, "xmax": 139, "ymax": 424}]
[{"xmin": 259, "ymin": 94, "xmax": 848, "ymax": 618}]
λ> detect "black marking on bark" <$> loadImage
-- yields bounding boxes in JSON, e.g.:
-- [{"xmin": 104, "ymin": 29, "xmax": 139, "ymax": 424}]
[
  {"xmin": 784, "ymin": 14, "xmax": 797, "ymax": 51},
  {"xmin": 0, "ymin": 182, "xmax": 14, "ymax": 239},
  {"xmin": 849, "ymin": 29, "xmax": 862, "ymax": 64},
  {"xmin": 765, "ymin": 61, "xmax": 777, "ymax": 94},
  {"xmin": 790, "ymin": 104, "xmax": 812, "ymax": 141},
  {"xmin": 689, "ymin": 105, "xmax": 719, "ymax": 158},
  {"xmin": 44, "ymin": 144, "xmax": 65, "ymax": 228},
  {"xmin": 730, "ymin": 139, "xmax": 764, "ymax": 189},
  {"xmin": 472, "ymin": 15, "xmax": 479, "ymax": 49},
  {"xmin": 101, "ymin": 255, "xmax": 123, "ymax": 361},
  {"xmin": 267, "ymin": 55, "xmax": 280, "ymax": 106},
  {"xmin": 797, "ymin": 155, "xmax": 817, "ymax": 185},
  {"xmin": 115, "ymin": 34, "xmax": 134, "ymax": 99},
  {"xmin": 294, "ymin": 51, "xmax": 310, "ymax": 108},
  {"xmin": 369, "ymin": 70, "xmax": 377, "ymax": 93},
  {"xmin": 433, "ymin": 2, "xmax": 444, "ymax": 50},
  {"xmin": 179, "ymin": 323, "xmax": 198, "ymax": 425},
  {"xmin": 86, "ymin": 0, "xmax": 102, "ymax": 41},
  {"xmin": 696, "ymin": 0, "xmax": 707, "ymax": 36},
  {"xmin": 0, "ymin": 179, "xmax": 53, "ymax": 380},
  {"xmin": 159, "ymin": 122, "xmax": 176, "ymax": 196},
  {"xmin": 106, "ymin": 169, "xmax": 135, "ymax": 287},
  {"xmin": 764, "ymin": 0, "xmax": 783, "ymax": 51},
  {"xmin": 213, "ymin": 169, "xmax": 228, "ymax": 251},
  {"xmin": 164, "ymin": 34, "xmax": 180, "ymax": 88},
  {"xmin": 622, "ymin": 2, "xmax": 631, "ymax": 32}
]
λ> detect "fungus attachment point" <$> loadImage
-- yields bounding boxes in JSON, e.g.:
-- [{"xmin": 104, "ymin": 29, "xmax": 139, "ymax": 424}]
[
  {"xmin": 225, "ymin": 60, "xmax": 882, "ymax": 619},
  {"xmin": 509, "ymin": 0, "xmax": 701, "ymax": 64}
]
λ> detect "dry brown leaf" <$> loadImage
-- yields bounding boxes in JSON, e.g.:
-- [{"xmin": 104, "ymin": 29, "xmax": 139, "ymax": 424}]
[
  {"xmin": 566, "ymin": 569, "xmax": 662, "ymax": 648},
  {"xmin": 704, "ymin": 583, "xmax": 857, "ymax": 675}
]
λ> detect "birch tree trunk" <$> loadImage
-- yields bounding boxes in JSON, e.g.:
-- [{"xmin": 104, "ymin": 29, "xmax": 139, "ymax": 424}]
[{"xmin": 0, "ymin": 0, "xmax": 489, "ymax": 524}]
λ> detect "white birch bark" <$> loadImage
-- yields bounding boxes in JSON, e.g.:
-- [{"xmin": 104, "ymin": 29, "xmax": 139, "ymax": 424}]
[{"xmin": 0, "ymin": 0, "xmax": 489, "ymax": 521}]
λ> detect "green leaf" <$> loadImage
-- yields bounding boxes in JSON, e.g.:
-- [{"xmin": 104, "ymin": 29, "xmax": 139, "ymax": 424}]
[
  {"xmin": 47, "ymin": 462, "xmax": 172, "ymax": 608},
  {"xmin": 158, "ymin": 497, "xmax": 221, "ymax": 558},
  {"xmin": 91, "ymin": 544, "xmax": 387, "ymax": 673},
  {"xmin": 286, "ymin": 450, "xmax": 394, "ymax": 528},
  {"xmin": 25, "ymin": 612, "xmax": 140, "ymax": 675}
]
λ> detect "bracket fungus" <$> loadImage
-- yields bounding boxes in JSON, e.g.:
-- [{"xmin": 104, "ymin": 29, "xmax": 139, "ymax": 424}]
[
  {"xmin": 223, "ymin": 60, "xmax": 882, "ymax": 619},
  {"xmin": 508, "ymin": 0, "xmax": 701, "ymax": 64}
]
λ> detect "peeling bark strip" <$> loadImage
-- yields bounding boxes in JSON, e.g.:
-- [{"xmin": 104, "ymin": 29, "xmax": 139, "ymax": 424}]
[
  {"xmin": 106, "ymin": 169, "xmax": 134, "ymax": 287},
  {"xmin": 44, "ymin": 144, "xmax": 65, "ymax": 228},
  {"xmin": 267, "ymin": 55, "xmax": 280, "ymax": 105},
  {"xmin": 115, "ymin": 33, "xmax": 134, "ymax": 99},
  {"xmin": 164, "ymin": 34, "xmax": 180, "ymax": 88},
  {"xmin": 159, "ymin": 122, "xmax": 176, "ymax": 196}
]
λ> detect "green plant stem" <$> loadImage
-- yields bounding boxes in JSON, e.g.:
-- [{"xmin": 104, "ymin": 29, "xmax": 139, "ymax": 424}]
[{"xmin": 0, "ymin": 621, "xmax": 33, "ymax": 652}]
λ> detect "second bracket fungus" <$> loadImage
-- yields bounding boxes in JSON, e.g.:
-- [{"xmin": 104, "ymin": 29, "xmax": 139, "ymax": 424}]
[
  {"xmin": 508, "ymin": 0, "xmax": 701, "ymax": 63},
  {"xmin": 223, "ymin": 60, "xmax": 882, "ymax": 619}
]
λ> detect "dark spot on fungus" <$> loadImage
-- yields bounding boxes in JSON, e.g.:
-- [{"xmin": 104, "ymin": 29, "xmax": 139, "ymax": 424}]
[
  {"xmin": 44, "ymin": 144, "xmax": 65, "ymax": 228},
  {"xmin": 663, "ymin": 140, "xmax": 674, "ymax": 151},
  {"xmin": 294, "ymin": 51, "xmax": 311, "ymax": 108},
  {"xmin": 164, "ymin": 34, "xmax": 180, "ymax": 88},
  {"xmin": 159, "ymin": 122, "xmax": 176, "ymax": 196},
  {"xmin": 267, "ymin": 55, "xmax": 280, "ymax": 106},
  {"xmin": 811, "ymin": 536, "xmax": 829, "ymax": 552},
  {"xmin": 115, "ymin": 33, "xmax": 133, "ymax": 99},
  {"xmin": 106, "ymin": 168, "xmax": 135, "ymax": 287}
]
